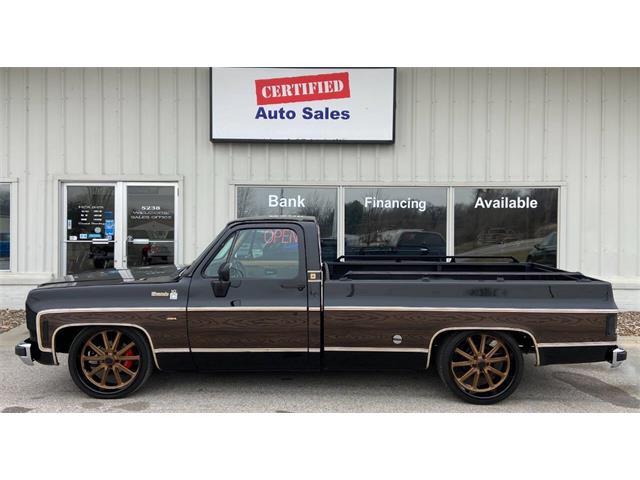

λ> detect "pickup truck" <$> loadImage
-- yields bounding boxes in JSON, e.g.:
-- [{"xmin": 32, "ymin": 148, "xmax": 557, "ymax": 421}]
[{"xmin": 15, "ymin": 216, "xmax": 627, "ymax": 405}]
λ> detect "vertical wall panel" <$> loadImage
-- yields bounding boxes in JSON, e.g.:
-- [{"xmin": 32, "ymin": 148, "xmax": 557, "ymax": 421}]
[
  {"xmin": 1, "ymin": 67, "xmax": 640, "ymax": 305},
  {"xmin": 139, "ymin": 69, "xmax": 159, "ymax": 175},
  {"xmin": 121, "ymin": 68, "xmax": 141, "ymax": 175},
  {"xmin": 102, "ymin": 68, "xmax": 121, "ymax": 175},
  {"xmin": 83, "ymin": 68, "xmax": 102, "ymax": 176}
]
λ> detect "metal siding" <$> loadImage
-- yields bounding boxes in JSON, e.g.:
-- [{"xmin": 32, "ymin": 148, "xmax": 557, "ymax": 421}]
[{"xmin": 0, "ymin": 67, "xmax": 639, "ymax": 304}]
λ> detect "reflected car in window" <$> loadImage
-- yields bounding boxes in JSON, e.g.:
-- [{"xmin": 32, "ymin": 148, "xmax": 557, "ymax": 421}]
[
  {"xmin": 526, "ymin": 231, "xmax": 557, "ymax": 266},
  {"xmin": 346, "ymin": 229, "xmax": 446, "ymax": 257},
  {"xmin": 476, "ymin": 228, "xmax": 520, "ymax": 247}
]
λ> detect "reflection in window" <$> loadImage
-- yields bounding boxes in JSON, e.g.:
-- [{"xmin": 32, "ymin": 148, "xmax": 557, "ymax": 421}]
[
  {"xmin": 0, "ymin": 184, "xmax": 10, "ymax": 270},
  {"xmin": 234, "ymin": 228, "xmax": 300, "ymax": 280},
  {"xmin": 237, "ymin": 186, "xmax": 337, "ymax": 260},
  {"xmin": 454, "ymin": 188, "xmax": 558, "ymax": 266},
  {"xmin": 344, "ymin": 187, "xmax": 447, "ymax": 257},
  {"xmin": 66, "ymin": 243, "xmax": 115, "ymax": 274}
]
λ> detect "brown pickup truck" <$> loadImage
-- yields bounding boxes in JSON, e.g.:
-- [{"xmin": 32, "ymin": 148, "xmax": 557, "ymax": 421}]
[{"xmin": 15, "ymin": 217, "xmax": 627, "ymax": 404}]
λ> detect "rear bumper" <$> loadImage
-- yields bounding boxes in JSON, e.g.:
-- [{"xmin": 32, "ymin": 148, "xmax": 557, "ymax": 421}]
[
  {"xmin": 14, "ymin": 338, "xmax": 55, "ymax": 366},
  {"xmin": 607, "ymin": 347, "xmax": 627, "ymax": 367},
  {"xmin": 538, "ymin": 344, "xmax": 627, "ymax": 366}
]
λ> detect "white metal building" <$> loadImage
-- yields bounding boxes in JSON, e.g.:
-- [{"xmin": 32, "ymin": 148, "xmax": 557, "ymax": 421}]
[{"xmin": 0, "ymin": 67, "xmax": 639, "ymax": 309}]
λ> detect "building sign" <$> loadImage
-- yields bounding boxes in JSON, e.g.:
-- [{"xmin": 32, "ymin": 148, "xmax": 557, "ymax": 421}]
[{"xmin": 211, "ymin": 68, "xmax": 395, "ymax": 143}]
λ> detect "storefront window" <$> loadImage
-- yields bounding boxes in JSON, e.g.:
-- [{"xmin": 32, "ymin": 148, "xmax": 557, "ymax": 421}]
[
  {"xmin": 0, "ymin": 183, "xmax": 10, "ymax": 270},
  {"xmin": 344, "ymin": 187, "xmax": 447, "ymax": 257},
  {"xmin": 454, "ymin": 187, "xmax": 558, "ymax": 266},
  {"xmin": 237, "ymin": 186, "xmax": 338, "ymax": 260}
]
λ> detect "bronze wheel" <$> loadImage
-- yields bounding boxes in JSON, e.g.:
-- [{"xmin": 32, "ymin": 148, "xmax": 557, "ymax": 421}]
[
  {"xmin": 68, "ymin": 326, "xmax": 154, "ymax": 399},
  {"xmin": 450, "ymin": 333, "xmax": 511, "ymax": 393},
  {"xmin": 80, "ymin": 330, "xmax": 141, "ymax": 390},
  {"xmin": 436, "ymin": 330, "xmax": 524, "ymax": 405}
]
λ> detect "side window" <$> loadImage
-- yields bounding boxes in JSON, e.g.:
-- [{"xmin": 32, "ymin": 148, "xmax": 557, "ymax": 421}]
[
  {"xmin": 204, "ymin": 234, "xmax": 236, "ymax": 277},
  {"xmin": 228, "ymin": 228, "xmax": 301, "ymax": 280}
]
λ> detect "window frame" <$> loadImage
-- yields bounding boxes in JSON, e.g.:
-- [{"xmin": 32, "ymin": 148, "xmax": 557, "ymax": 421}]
[{"xmin": 451, "ymin": 186, "xmax": 561, "ymax": 267}]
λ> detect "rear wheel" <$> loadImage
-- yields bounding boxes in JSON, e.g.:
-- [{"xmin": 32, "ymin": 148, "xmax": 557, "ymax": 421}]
[
  {"xmin": 436, "ymin": 330, "xmax": 523, "ymax": 405},
  {"xmin": 68, "ymin": 326, "xmax": 154, "ymax": 399}
]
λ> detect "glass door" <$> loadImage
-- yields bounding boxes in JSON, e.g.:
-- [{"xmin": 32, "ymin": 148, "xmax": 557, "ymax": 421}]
[
  {"xmin": 62, "ymin": 182, "xmax": 178, "ymax": 275},
  {"xmin": 124, "ymin": 184, "xmax": 177, "ymax": 269},
  {"xmin": 64, "ymin": 184, "xmax": 118, "ymax": 275}
]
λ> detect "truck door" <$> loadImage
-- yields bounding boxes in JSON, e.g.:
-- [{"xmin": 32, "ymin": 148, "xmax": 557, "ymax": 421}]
[{"xmin": 187, "ymin": 223, "xmax": 309, "ymax": 370}]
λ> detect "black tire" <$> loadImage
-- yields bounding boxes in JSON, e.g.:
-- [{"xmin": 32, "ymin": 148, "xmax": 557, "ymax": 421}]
[
  {"xmin": 68, "ymin": 326, "xmax": 154, "ymax": 399},
  {"xmin": 436, "ymin": 330, "xmax": 524, "ymax": 405}
]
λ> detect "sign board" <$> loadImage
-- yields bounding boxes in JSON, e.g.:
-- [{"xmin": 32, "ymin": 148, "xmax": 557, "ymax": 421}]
[{"xmin": 210, "ymin": 68, "xmax": 395, "ymax": 143}]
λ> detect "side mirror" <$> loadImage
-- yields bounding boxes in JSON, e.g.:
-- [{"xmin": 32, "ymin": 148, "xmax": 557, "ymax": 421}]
[
  {"xmin": 212, "ymin": 262, "xmax": 231, "ymax": 297},
  {"xmin": 218, "ymin": 262, "xmax": 231, "ymax": 282},
  {"xmin": 533, "ymin": 243, "xmax": 541, "ymax": 250}
]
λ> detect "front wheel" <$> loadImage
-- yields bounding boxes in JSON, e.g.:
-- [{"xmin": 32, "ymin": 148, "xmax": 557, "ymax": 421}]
[
  {"xmin": 436, "ymin": 330, "xmax": 524, "ymax": 405},
  {"xmin": 68, "ymin": 326, "xmax": 154, "ymax": 399}
]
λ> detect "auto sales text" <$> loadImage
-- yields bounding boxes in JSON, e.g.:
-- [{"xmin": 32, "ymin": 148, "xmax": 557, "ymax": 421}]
[{"xmin": 255, "ymin": 106, "xmax": 350, "ymax": 120}]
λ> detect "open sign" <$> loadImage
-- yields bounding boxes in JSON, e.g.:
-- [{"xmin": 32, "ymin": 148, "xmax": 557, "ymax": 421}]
[{"xmin": 263, "ymin": 229, "xmax": 299, "ymax": 245}]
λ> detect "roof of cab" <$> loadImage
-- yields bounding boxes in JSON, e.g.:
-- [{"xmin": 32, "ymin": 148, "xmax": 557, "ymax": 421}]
[{"xmin": 227, "ymin": 216, "xmax": 318, "ymax": 226}]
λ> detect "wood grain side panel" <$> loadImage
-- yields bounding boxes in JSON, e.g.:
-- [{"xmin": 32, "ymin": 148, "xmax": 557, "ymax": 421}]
[
  {"xmin": 324, "ymin": 311, "xmax": 611, "ymax": 348},
  {"xmin": 309, "ymin": 310, "xmax": 321, "ymax": 350},
  {"xmin": 40, "ymin": 311, "xmax": 189, "ymax": 349},
  {"xmin": 188, "ymin": 311, "xmax": 308, "ymax": 349}
]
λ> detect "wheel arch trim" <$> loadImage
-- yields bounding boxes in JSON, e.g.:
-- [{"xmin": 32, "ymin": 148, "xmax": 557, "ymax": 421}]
[
  {"xmin": 50, "ymin": 323, "xmax": 162, "ymax": 370},
  {"xmin": 426, "ymin": 327, "xmax": 540, "ymax": 369}
]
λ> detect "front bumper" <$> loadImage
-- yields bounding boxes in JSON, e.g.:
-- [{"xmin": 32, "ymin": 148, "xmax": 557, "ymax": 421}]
[
  {"xmin": 14, "ymin": 338, "xmax": 55, "ymax": 366},
  {"xmin": 15, "ymin": 340, "xmax": 33, "ymax": 366}
]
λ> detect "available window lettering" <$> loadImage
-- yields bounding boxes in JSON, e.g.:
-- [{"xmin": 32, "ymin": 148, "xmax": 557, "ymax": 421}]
[
  {"xmin": 364, "ymin": 196, "xmax": 428, "ymax": 212},
  {"xmin": 474, "ymin": 196, "xmax": 538, "ymax": 209}
]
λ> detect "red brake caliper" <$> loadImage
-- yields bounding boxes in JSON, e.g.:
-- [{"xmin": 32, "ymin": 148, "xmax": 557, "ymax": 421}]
[{"xmin": 123, "ymin": 349, "xmax": 135, "ymax": 369}]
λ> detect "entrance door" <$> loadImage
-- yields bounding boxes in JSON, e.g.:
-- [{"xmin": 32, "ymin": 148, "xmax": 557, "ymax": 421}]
[
  {"xmin": 187, "ymin": 222, "xmax": 310, "ymax": 371},
  {"xmin": 124, "ymin": 184, "xmax": 177, "ymax": 269},
  {"xmin": 62, "ymin": 182, "xmax": 178, "ymax": 275},
  {"xmin": 64, "ymin": 184, "xmax": 117, "ymax": 275}
]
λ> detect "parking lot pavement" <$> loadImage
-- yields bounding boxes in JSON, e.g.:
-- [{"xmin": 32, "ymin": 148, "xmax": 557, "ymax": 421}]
[{"xmin": 1, "ymin": 325, "xmax": 638, "ymax": 413}]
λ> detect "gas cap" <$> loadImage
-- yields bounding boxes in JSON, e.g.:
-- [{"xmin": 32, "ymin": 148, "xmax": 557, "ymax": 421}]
[{"xmin": 392, "ymin": 334, "xmax": 402, "ymax": 345}]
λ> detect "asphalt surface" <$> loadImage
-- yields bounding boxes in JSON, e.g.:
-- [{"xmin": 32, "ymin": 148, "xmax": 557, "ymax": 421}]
[{"xmin": 1, "ymin": 325, "xmax": 639, "ymax": 412}]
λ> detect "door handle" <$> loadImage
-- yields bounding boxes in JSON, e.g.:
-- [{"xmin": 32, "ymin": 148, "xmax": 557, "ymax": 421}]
[{"xmin": 280, "ymin": 283, "xmax": 306, "ymax": 291}]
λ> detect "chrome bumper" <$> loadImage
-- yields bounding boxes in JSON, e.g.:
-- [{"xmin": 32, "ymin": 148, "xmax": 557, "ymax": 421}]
[
  {"xmin": 15, "ymin": 341, "xmax": 33, "ymax": 366},
  {"xmin": 608, "ymin": 347, "xmax": 627, "ymax": 368}
]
